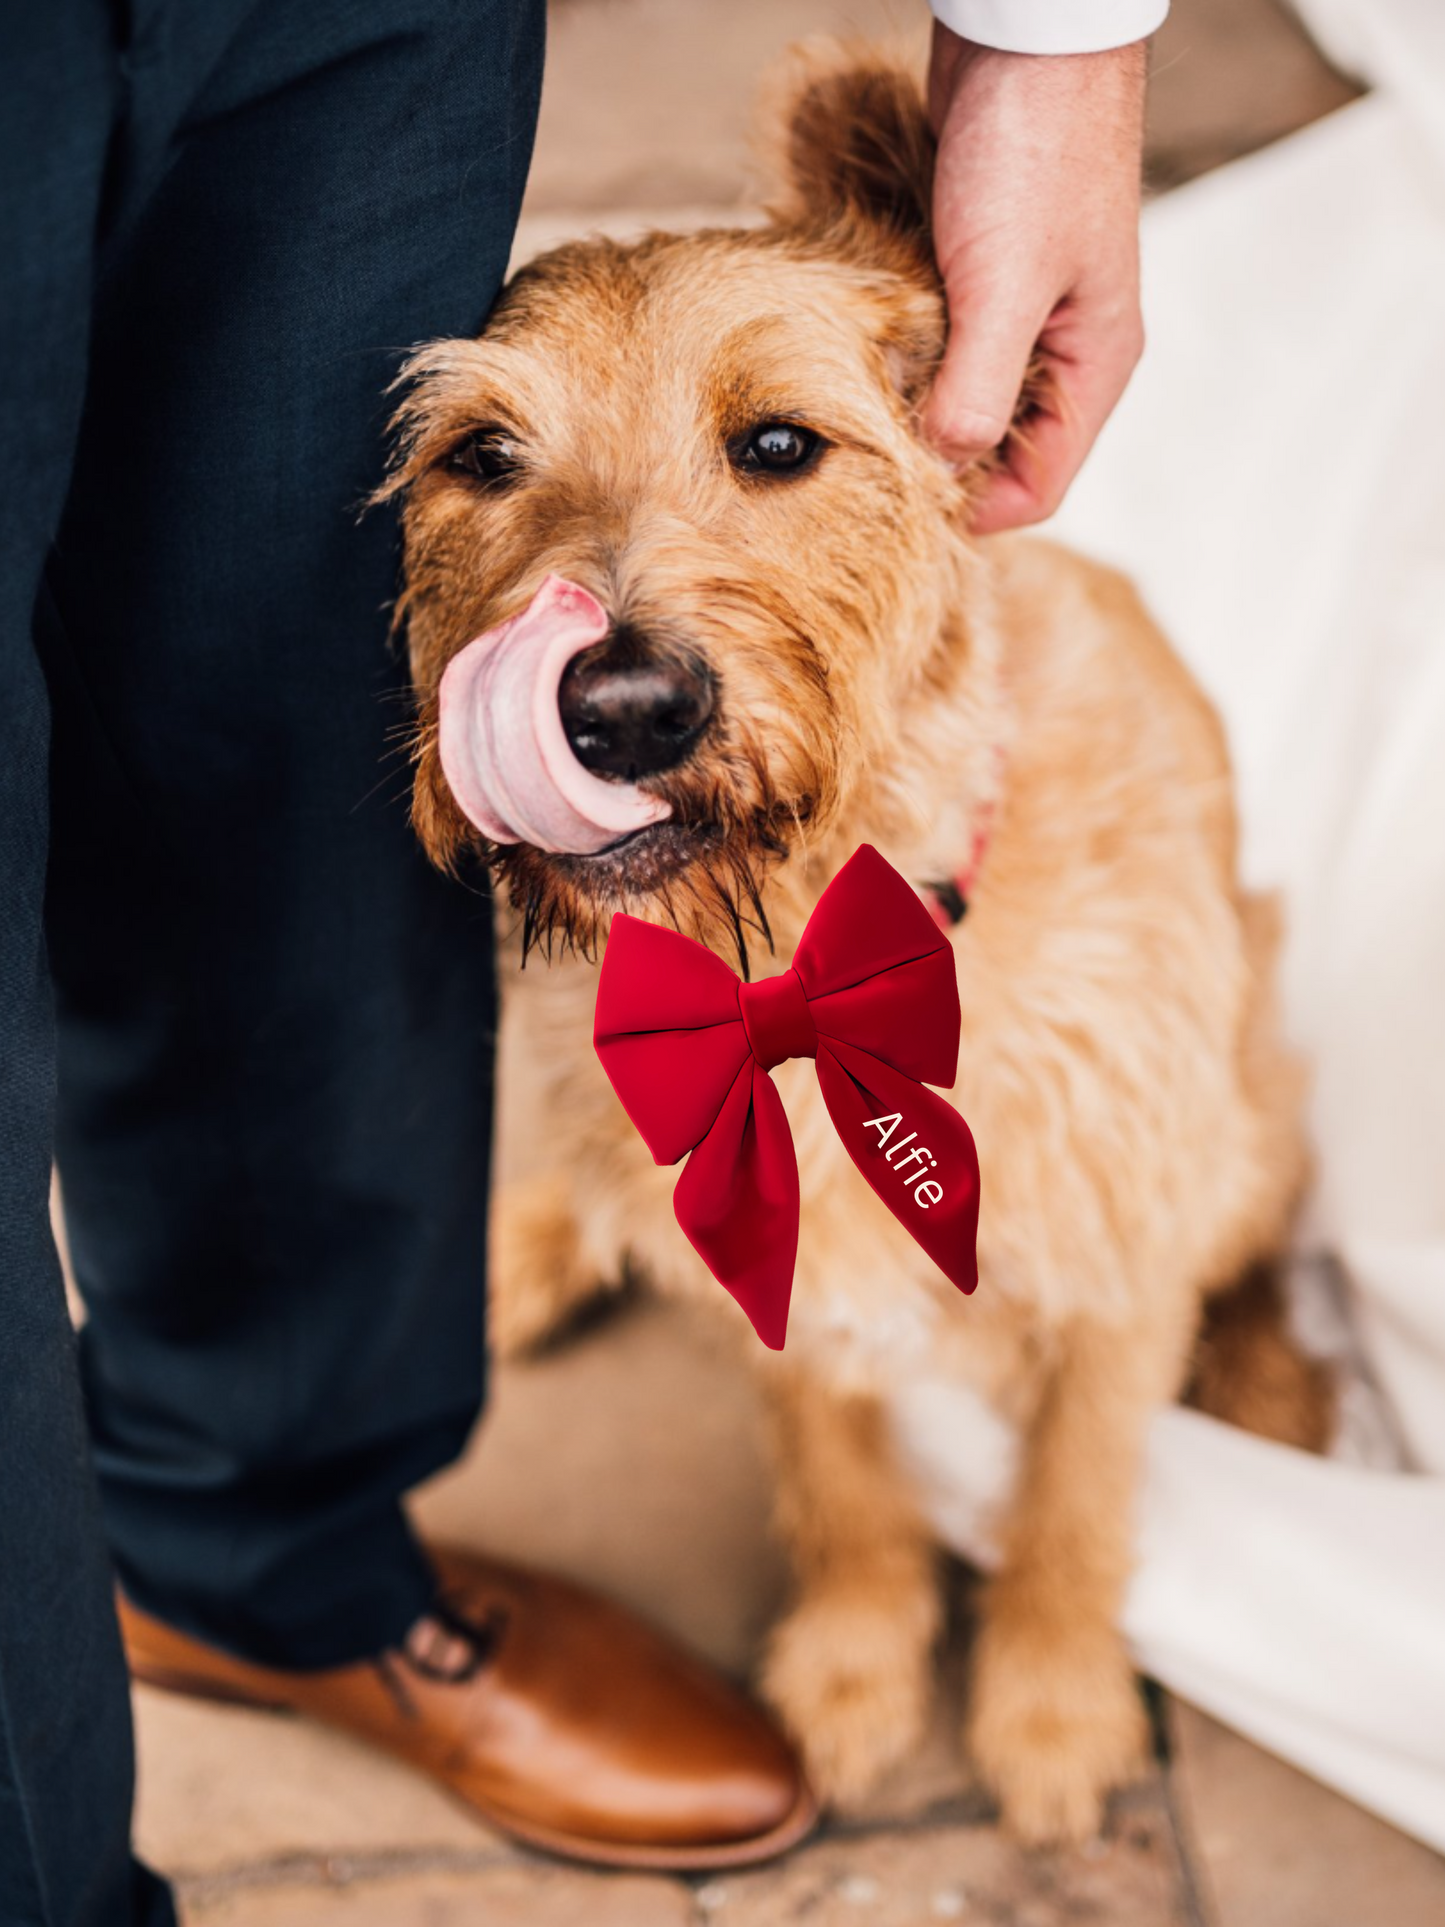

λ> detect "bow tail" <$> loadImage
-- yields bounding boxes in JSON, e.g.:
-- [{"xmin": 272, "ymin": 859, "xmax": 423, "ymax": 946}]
[
  {"xmin": 673, "ymin": 1058, "xmax": 800, "ymax": 1350},
  {"xmin": 814, "ymin": 1040, "xmax": 980, "ymax": 1297}
]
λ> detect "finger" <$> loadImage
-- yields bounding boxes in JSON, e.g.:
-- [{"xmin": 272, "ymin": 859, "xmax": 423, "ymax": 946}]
[
  {"xmin": 921, "ymin": 281, "xmax": 1048, "ymax": 466},
  {"xmin": 969, "ymin": 313, "xmax": 1142, "ymax": 534},
  {"xmin": 969, "ymin": 395, "xmax": 1090, "ymax": 535}
]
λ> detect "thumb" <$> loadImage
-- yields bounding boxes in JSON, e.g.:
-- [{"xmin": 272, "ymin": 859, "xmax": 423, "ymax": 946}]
[{"xmin": 922, "ymin": 285, "xmax": 1040, "ymax": 466}]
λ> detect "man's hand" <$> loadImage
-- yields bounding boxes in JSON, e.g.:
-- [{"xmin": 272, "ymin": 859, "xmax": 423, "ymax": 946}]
[{"xmin": 923, "ymin": 26, "xmax": 1148, "ymax": 533}]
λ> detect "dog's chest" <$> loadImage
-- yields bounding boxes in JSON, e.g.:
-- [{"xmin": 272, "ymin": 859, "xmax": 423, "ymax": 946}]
[{"xmin": 774, "ymin": 1060, "xmax": 954, "ymax": 1373}]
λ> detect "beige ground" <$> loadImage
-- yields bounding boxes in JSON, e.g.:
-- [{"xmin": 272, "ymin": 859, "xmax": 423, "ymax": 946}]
[
  {"xmin": 136, "ymin": 2, "xmax": 1445, "ymax": 1921},
  {"xmin": 146, "ymin": 1299, "xmax": 1445, "ymax": 1925}
]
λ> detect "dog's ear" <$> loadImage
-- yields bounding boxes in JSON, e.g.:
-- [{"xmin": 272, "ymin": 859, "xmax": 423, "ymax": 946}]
[
  {"xmin": 758, "ymin": 41, "xmax": 944, "ymax": 413},
  {"xmin": 760, "ymin": 40, "xmax": 936, "ymax": 256}
]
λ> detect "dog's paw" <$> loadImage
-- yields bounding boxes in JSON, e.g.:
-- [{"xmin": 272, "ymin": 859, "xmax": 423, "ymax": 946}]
[
  {"xmin": 966, "ymin": 1621, "xmax": 1149, "ymax": 1847},
  {"xmin": 762, "ymin": 1583, "xmax": 936, "ymax": 1809},
  {"xmin": 489, "ymin": 1177, "xmax": 606, "ymax": 1360}
]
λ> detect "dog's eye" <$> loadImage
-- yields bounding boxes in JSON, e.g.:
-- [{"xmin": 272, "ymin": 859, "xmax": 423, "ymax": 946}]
[
  {"xmin": 446, "ymin": 428, "xmax": 523, "ymax": 488},
  {"xmin": 731, "ymin": 421, "xmax": 824, "ymax": 479}
]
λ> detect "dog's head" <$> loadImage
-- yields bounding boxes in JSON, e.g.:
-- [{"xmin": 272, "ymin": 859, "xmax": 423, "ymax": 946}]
[{"xmin": 388, "ymin": 45, "xmax": 983, "ymax": 964}]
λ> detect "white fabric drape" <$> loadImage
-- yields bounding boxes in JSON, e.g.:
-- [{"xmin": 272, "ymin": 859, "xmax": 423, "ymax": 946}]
[{"xmin": 893, "ymin": 0, "xmax": 1445, "ymax": 1851}]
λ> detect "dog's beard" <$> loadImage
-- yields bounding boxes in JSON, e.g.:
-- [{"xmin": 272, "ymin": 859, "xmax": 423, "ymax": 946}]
[{"xmin": 488, "ymin": 744, "xmax": 809, "ymax": 975}]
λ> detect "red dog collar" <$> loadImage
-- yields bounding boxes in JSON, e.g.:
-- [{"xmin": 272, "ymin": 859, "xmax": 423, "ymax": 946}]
[{"xmin": 922, "ymin": 795, "xmax": 997, "ymax": 930}]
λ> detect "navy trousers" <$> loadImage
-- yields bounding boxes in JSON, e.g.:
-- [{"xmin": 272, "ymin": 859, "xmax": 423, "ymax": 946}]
[{"xmin": 0, "ymin": 2, "xmax": 543, "ymax": 1919}]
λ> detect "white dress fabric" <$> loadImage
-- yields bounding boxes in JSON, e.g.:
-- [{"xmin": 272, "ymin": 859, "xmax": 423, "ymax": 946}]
[{"xmin": 891, "ymin": 0, "xmax": 1445, "ymax": 1851}]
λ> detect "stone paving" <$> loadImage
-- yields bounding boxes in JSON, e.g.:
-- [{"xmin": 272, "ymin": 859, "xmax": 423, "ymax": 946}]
[
  {"xmin": 133, "ymin": 2, "xmax": 1445, "ymax": 1920},
  {"xmin": 142, "ymin": 1301, "xmax": 1445, "ymax": 1926}
]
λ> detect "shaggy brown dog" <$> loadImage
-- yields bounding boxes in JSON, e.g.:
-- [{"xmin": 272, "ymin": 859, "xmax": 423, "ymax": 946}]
[{"xmin": 386, "ymin": 45, "xmax": 1329, "ymax": 1845}]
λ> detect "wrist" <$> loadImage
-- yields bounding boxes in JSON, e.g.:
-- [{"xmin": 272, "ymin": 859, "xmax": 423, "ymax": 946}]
[{"xmin": 928, "ymin": 27, "xmax": 1147, "ymax": 140}]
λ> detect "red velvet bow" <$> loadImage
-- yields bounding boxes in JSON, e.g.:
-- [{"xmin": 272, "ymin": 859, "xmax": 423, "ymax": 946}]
[{"xmin": 593, "ymin": 844, "xmax": 980, "ymax": 1349}]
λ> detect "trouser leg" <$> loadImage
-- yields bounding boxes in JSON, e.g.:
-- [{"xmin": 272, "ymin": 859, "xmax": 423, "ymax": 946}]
[
  {"xmin": 0, "ymin": 8, "xmax": 176, "ymax": 1923},
  {"xmin": 41, "ymin": 0, "xmax": 544, "ymax": 1670}
]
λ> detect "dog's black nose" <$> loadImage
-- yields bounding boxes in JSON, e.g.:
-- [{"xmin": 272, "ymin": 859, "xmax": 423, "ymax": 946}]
[{"xmin": 559, "ymin": 626, "xmax": 714, "ymax": 781}]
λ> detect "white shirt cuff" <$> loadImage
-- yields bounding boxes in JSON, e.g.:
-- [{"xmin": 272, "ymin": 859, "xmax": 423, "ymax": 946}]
[{"xmin": 928, "ymin": 0, "xmax": 1169, "ymax": 55}]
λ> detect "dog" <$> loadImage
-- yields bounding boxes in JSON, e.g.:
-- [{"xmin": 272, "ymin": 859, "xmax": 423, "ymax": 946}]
[{"xmin": 385, "ymin": 43, "xmax": 1330, "ymax": 1845}]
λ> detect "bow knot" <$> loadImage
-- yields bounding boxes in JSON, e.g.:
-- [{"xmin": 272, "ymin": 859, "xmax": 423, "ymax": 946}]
[
  {"xmin": 593, "ymin": 844, "xmax": 980, "ymax": 1349},
  {"xmin": 739, "ymin": 967, "xmax": 817, "ymax": 1071}
]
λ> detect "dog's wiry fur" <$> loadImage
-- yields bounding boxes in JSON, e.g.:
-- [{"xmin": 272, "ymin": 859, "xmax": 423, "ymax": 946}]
[{"xmin": 389, "ymin": 43, "xmax": 1329, "ymax": 1845}]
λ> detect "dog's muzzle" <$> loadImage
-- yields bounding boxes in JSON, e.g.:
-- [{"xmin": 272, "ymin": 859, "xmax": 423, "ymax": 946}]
[{"xmin": 437, "ymin": 574, "xmax": 673, "ymax": 854}]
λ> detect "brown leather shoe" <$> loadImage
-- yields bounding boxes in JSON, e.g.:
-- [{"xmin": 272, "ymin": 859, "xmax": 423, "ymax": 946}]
[{"xmin": 118, "ymin": 1546, "xmax": 816, "ymax": 1870}]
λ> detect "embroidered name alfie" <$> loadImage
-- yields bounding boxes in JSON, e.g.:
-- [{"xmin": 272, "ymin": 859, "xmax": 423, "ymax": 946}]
[{"xmin": 861, "ymin": 1112, "xmax": 944, "ymax": 1208}]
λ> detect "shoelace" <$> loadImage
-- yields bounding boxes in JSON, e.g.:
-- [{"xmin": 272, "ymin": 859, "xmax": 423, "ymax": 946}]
[
  {"xmin": 402, "ymin": 1593, "xmax": 508, "ymax": 1683},
  {"xmin": 372, "ymin": 1591, "xmax": 509, "ymax": 1716}
]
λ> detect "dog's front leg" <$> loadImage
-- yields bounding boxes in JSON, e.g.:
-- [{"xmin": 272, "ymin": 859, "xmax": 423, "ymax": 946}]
[
  {"xmin": 488, "ymin": 1170, "xmax": 617, "ymax": 1358},
  {"xmin": 759, "ymin": 1363, "xmax": 941, "ymax": 1808},
  {"xmin": 966, "ymin": 1307, "xmax": 1193, "ymax": 1845}
]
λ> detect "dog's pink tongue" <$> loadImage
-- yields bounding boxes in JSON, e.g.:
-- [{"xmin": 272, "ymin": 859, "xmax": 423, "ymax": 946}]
[{"xmin": 437, "ymin": 574, "xmax": 673, "ymax": 854}]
